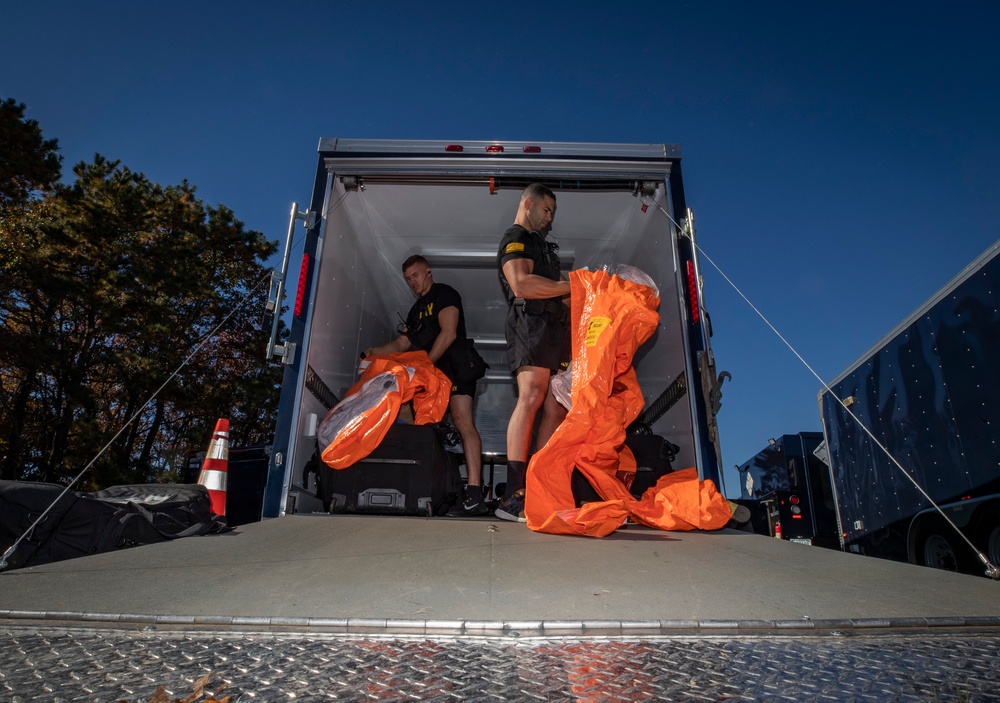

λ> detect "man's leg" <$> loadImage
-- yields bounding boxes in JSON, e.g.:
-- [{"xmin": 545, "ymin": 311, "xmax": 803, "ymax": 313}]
[
  {"xmin": 506, "ymin": 365, "xmax": 551, "ymax": 463},
  {"xmin": 535, "ymin": 385, "xmax": 567, "ymax": 451},
  {"xmin": 497, "ymin": 365, "xmax": 550, "ymax": 522},
  {"xmin": 449, "ymin": 393, "xmax": 482, "ymax": 487},
  {"xmin": 449, "ymin": 392, "xmax": 489, "ymax": 515}
]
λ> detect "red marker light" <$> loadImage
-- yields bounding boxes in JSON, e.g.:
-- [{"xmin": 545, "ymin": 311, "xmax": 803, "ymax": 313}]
[
  {"xmin": 486, "ymin": 145, "xmax": 504, "ymax": 153},
  {"xmin": 294, "ymin": 252, "xmax": 311, "ymax": 318},
  {"xmin": 523, "ymin": 145, "xmax": 541, "ymax": 153},
  {"xmin": 789, "ymin": 495, "xmax": 800, "ymax": 505},
  {"xmin": 686, "ymin": 260, "xmax": 700, "ymax": 324},
  {"xmin": 445, "ymin": 144, "xmax": 464, "ymax": 152}
]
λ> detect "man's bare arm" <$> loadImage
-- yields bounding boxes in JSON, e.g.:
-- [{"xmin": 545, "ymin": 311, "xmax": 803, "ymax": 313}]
[
  {"xmin": 426, "ymin": 306, "xmax": 459, "ymax": 363},
  {"xmin": 363, "ymin": 334, "xmax": 411, "ymax": 358},
  {"xmin": 503, "ymin": 259, "xmax": 570, "ymax": 299}
]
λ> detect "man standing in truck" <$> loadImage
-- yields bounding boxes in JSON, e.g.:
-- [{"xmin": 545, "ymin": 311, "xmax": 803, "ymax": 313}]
[
  {"xmin": 495, "ymin": 183, "xmax": 572, "ymax": 522},
  {"xmin": 363, "ymin": 255, "xmax": 489, "ymax": 515}
]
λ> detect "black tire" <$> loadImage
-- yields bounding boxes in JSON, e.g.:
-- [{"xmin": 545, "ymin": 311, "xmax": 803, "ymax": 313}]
[
  {"xmin": 975, "ymin": 513, "xmax": 1000, "ymax": 571},
  {"xmin": 913, "ymin": 517, "xmax": 976, "ymax": 574}
]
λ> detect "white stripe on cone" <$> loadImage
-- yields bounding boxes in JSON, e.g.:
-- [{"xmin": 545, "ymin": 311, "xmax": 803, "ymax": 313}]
[
  {"xmin": 198, "ymin": 468, "xmax": 228, "ymax": 492},
  {"xmin": 207, "ymin": 432, "xmax": 229, "ymax": 461},
  {"xmin": 198, "ymin": 418, "xmax": 230, "ymax": 516}
]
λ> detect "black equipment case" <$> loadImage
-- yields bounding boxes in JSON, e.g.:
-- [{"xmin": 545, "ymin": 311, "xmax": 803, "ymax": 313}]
[{"xmin": 317, "ymin": 423, "xmax": 461, "ymax": 516}]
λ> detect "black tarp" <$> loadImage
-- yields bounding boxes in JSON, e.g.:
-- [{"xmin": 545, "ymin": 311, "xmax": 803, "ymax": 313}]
[{"xmin": 0, "ymin": 481, "xmax": 228, "ymax": 571}]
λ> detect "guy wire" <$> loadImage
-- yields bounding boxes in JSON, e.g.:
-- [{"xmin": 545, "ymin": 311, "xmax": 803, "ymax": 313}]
[{"xmin": 647, "ymin": 198, "xmax": 997, "ymax": 578}]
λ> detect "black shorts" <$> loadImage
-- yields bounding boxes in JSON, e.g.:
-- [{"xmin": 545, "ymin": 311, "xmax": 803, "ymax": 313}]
[
  {"xmin": 505, "ymin": 305, "xmax": 570, "ymax": 373},
  {"xmin": 436, "ymin": 362, "xmax": 476, "ymax": 398},
  {"xmin": 449, "ymin": 379, "xmax": 476, "ymax": 398}
]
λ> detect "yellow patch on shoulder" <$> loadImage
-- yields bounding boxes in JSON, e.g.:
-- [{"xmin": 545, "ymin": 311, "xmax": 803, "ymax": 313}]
[{"xmin": 504, "ymin": 242, "xmax": 525, "ymax": 254}]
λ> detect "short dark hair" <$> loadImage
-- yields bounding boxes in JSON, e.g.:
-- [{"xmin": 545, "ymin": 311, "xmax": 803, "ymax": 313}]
[
  {"xmin": 520, "ymin": 183, "xmax": 555, "ymax": 204},
  {"xmin": 401, "ymin": 254, "xmax": 429, "ymax": 272}
]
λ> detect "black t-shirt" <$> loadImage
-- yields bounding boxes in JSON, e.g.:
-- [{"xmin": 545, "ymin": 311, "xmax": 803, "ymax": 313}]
[
  {"xmin": 497, "ymin": 224, "xmax": 562, "ymax": 305},
  {"xmin": 404, "ymin": 282, "xmax": 466, "ymax": 368}
]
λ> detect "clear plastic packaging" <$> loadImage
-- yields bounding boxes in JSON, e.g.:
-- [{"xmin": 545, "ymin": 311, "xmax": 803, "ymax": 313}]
[
  {"xmin": 596, "ymin": 263, "xmax": 659, "ymax": 297},
  {"xmin": 317, "ymin": 372, "xmax": 399, "ymax": 451},
  {"xmin": 551, "ymin": 362, "xmax": 573, "ymax": 411}
]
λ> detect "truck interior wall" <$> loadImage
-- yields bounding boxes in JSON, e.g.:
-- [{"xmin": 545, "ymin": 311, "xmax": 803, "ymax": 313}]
[{"xmin": 285, "ymin": 173, "xmax": 701, "ymax": 512}]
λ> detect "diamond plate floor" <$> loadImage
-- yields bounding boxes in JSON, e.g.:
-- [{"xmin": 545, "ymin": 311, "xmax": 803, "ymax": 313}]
[{"xmin": 2, "ymin": 627, "xmax": 999, "ymax": 702}]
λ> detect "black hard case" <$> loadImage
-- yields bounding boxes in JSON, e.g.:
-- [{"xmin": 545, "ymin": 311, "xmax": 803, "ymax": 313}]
[
  {"xmin": 319, "ymin": 423, "xmax": 461, "ymax": 516},
  {"xmin": 625, "ymin": 434, "xmax": 678, "ymax": 495},
  {"xmin": 571, "ymin": 434, "xmax": 677, "ymax": 506}
]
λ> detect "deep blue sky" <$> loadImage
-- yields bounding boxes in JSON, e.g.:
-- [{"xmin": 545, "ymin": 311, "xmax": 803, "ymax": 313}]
[{"xmin": 3, "ymin": 2, "xmax": 999, "ymax": 496}]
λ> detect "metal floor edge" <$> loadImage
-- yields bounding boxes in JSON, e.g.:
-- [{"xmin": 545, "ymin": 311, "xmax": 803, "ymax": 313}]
[{"xmin": 3, "ymin": 608, "xmax": 1000, "ymax": 637}]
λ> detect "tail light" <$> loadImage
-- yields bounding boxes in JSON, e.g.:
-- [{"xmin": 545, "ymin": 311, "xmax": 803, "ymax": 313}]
[
  {"xmin": 790, "ymin": 494, "xmax": 803, "ymax": 517},
  {"xmin": 686, "ymin": 260, "xmax": 700, "ymax": 324},
  {"xmin": 294, "ymin": 252, "xmax": 311, "ymax": 318}
]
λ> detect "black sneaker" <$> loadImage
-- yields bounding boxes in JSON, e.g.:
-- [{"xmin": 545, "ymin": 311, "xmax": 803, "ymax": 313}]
[
  {"xmin": 495, "ymin": 489, "xmax": 526, "ymax": 523},
  {"xmin": 461, "ymin": 486, "xmax": 490, "ymax": 516},
  {"xmin": 446, "ymin": 486, "xmax": 489, "ymax": 516}
]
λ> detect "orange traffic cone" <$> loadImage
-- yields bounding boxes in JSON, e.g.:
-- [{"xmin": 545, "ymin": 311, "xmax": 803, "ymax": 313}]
[{"xmin": 197, "ymin": 418, "xmax": 230, "ymax": 516}]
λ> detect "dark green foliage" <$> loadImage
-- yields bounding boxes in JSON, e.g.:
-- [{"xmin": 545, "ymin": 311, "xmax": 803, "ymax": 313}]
[
  {"xmin": 0, "ymin": 128, "xmax": 281, "ymax": 488},
  {"xmin": 0, "ymin": 98, "xmax": 62, "ymax": 206}
]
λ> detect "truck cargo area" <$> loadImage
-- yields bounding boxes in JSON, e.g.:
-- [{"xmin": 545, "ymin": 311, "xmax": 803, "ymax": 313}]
[{"xmin": 268, "ymin": 141, "xmax": 724, "ymax": 516}]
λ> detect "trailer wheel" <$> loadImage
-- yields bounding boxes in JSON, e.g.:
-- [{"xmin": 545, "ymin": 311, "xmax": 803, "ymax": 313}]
[
  {"xmin": 921, "ymin": 533, "xmax": 960, "ymax": 572},
  {"xmin": 914, "ymin": 517, "xmax": 974, "ymax": 573},
  {"xmin": 976, "ymin": 517, "xmax": 1000, "ymax": 569}
]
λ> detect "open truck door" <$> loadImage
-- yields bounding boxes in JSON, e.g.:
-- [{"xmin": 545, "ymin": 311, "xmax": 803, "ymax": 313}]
[{"xmin": 262, "ymin": 140, "xmax": 727, "ymax": 517}]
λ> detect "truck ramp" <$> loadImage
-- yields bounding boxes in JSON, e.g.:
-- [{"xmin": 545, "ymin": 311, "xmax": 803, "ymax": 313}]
[
  {"xmin": 3, "ymin": 627, "xmax": 999, "ymax": 702},
  {"xmin": 1, "ymin": 515, "xmax": 998, "ymax": 701}
]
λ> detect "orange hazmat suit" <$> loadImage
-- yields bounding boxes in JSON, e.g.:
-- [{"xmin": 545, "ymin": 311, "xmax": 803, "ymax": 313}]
[
  {"xmin": 525, "ymin": 267, "xmax": 733, "ymax": 536},
  {"xmin": 318, "ymin": 351, "xmax": 451, "ymax": 469}
]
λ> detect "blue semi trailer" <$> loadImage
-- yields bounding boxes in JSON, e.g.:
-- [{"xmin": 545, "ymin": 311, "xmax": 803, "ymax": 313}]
[{"xmin": 818, "ymin": 239, "xmax": 1000, "ymax": 576}]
